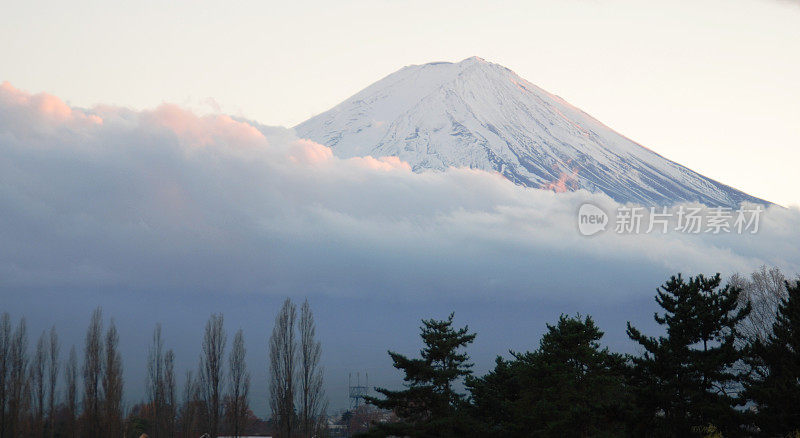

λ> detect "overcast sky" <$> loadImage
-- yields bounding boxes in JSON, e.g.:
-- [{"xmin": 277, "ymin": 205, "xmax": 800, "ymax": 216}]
[{"xmin": 1, "ymin": 0, "xmax": 798, "ymax": 206}]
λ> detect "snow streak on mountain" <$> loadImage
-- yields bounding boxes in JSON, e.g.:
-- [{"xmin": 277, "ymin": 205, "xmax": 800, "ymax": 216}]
[{"xmin": 296, "ymin": 57, "xmax": 765, "ymax": 207}]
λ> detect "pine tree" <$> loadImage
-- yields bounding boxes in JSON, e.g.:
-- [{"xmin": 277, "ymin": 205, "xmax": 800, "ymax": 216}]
[
  {"xmin": 467, "ymin": 314, "xmax": 630, "ymax": 437},
  {"xmin": 362, "ymin": 313, "xmax": 476, "ymax": 437},
  {"xmin": 626, "ymin": 273, "xmax": 750, "ymax": 436},
  {"xmin": 744, "ymin": 280, "xmax": 800, "ymax": 435},
  {"xmin": 465, "ymin": 356, "xmax": 519, "ymax": 437}
]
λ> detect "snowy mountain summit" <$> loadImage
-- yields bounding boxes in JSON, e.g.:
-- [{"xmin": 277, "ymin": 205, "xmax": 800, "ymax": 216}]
[{"xmin": 296, "ymin": 57, "xmax": 765, "ymax": 207}]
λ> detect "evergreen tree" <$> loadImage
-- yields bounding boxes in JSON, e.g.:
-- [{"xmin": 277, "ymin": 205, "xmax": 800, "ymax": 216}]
[
  {"xmin": 626, "ymin": 274, "xmax": 750, "ymax": 436},
  {"xmin": 467, "ymin": 314, "xmax": 630, "ymax": 438},
  {"xmin": 465, "ymin": 356, "xmax": 519, "ymax": 437},
  {"xmin": 744, "ymin": 280, "xmax": 800, "ymax": 435},
  {"xmin": 361, "ymin": 313, "xmax": 476, "ymax": 437}
]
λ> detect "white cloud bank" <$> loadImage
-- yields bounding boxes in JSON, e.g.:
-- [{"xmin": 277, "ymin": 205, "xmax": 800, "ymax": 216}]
[{"xmin": 1, "ymin": 82, "xmax": 798, "ymax": 300}]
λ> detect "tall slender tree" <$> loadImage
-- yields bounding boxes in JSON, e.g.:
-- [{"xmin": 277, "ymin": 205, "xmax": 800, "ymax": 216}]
[
  {"xmin": 179, "ymin": 370, "xmax": 201, "ymax": 438},
  {"xmin": 269, "ymin": 299, "xmax": 297, "ymax": 438},
  {"xmin": 31, "ymin": 331, "xmax": 48, "ymax": 436},
  {"xmin": 102, "ymin": 320, "xmax": 123, "ymax": 437},
  {"xmin": 0, "ymin": 312, "xmax": 11, "ymax": 438},
  {"xmin": 227, "ymin": 329, "xmax": 250, "ymax": 437},
  {"xmin": 164, "ymin": 349, "xmax": 177, "ymax": 438},
  {"xmin": 147, "ymin": 324, "xmax": 166, "ymax": 438},
  {"xmin": 199, "ymin": 314, "xmax": 226, "ymax": 438},
  {"xmin": 744, "ymin": 280, "xmax": 800, "ymax": 435},
  {"xmin": 7, "ymin": 317, "xmax": 28, "ymax": 438},
  {"xmin": 82, "ymin": 307, "xmax": 104, "ymax": 438},
  {"xmin": 64, "ymin": 346, "xmax": 78, "ymax": 438},
  {"xmin": 46, "ymin": 327, "xmax": 59, "ymax": 438},
  {"xmin": 299, "ymin": 299, "xmax": 325, "ymax": 438}
]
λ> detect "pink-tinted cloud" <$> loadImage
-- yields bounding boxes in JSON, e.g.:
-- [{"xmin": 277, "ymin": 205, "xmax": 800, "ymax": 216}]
[
  {"xmin": 0, "ymin": 81, "xmax": 102, "ymax": 127},
  {"xmin": 289, "ymin": 138, "xmax": 334, "ymax": 164},
  {"xmin": 349, "ymin": 155, "xmax": 412, "ymax": 172},
  {"xmin": 142, "ymin": 104, "xmax": 266, "ymax": 149}
]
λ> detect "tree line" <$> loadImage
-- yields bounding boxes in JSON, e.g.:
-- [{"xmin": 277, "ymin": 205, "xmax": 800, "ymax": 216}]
[
  {"xmin": 0, "ymin": 297, "xmax": 326, "ymax": 438},
  {"xmin": 360, "ymin": 268, "xmax": 800, "ymax": 437}
]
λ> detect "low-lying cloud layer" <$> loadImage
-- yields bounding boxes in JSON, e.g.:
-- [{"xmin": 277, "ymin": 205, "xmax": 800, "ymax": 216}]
[{"xmin": 1, "ymin": 82, "xmax": 798, "ymax": 301}]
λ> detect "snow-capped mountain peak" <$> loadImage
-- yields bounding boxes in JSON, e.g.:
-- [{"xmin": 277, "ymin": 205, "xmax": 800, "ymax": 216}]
[{"xmin": 296, "ymin": 57, "xmax": 766, "ymax": 207}]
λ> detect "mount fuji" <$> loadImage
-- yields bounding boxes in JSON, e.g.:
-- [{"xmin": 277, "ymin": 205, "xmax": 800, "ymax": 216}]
[{"xmin": 296, "ymin": 57, "xmax": 765, "ymax": 207}]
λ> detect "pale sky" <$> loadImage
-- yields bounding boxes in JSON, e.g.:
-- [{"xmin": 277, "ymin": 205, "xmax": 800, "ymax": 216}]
[{"xmin": 2, "ymin": 0, "xmax": 799, "ymax": 206}]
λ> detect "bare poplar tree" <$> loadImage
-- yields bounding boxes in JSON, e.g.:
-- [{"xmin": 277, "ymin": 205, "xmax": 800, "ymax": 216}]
[
  {"xmin": 31, "ymin": 331, "xmax": 48, "ymax": 436},
  {"xmin": 179, "ymin": 370, "xmax": 201, "ymax": 438},
  {"xmin": 7, "ymin": 317, "xmax": 28, "ymax": 438},
  {"xmin": 299, "ymin": 299, "xmax": 326, "ymax": 438},
  {"xmin": 82, "ymin": 307, "xmax": 103, "ymax": 438},
  {"xmin": 164, "ymin": 349, "xmax": 176, "ymax": 437},
  {"xmin": 730, "ymin": 265, "xmax": 791, "ymax": 345},
  {"xmin": 199, "ymin": 314, "xmax": 226, "ymax": 438},
  {"xmin": 227, "ymin": 329, "xmax": 250, "ymax": 437},
  {"xmin": 147, "ymin": 323, "xmax": 165, "ymax": 438},
  {"xmin": 102, "ymin": 320, "xmax": 123, "ymax": 437},
  {"xmin": 64, "ymin": 346, "xmax": 78, "ymax": 438},
  {"xmin": 0, "ymin": 312, "xmax": 11, "ymax": 438},
  {"xmin": 47, "ymin": 327, "xmax": 59, "ymax": 438},
  {"xmin": 269, "ymin": 299, "xmax": 297, "ymax": 438}
]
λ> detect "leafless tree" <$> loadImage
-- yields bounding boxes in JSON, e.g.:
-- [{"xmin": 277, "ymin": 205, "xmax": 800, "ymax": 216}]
[
  {"xmin": 64, "ymin": 346, "xmax": 78, "ymax": 438},
  {"xmin": 7, "ymin": 317, "xmax": 28, "ymax": 438},
  {"xmin": 269, "ymin": 299, "xmax": 297, "ymax": 438},
  {"xmin": 199, "ymin": 314, "xmax": 226, "ymax": 438},
  {"xmin": 0, "ymin": 312, "xmax": 12, "ymax": 438},
  {"xmin": 299, "ymin": 299, "xmax": 326, "ymax": 438},
  {"xmin": 102, "ymin": 320, "xmax": 123, "ymax": 437},
  {"xmin": 226, "ymin": 329, "xmax": 250, "ymax": 437},
  {"xmin": 147, "ymin": 323, "xmax": 166, "ymax": 438},
  {"xmin": 179, "ymin": 370, "xmax": 201, "ymax": 438},
  {"xmin": 82, "ymin": 307, "xmax": 103, "ymax": 438},
  {"xmin": 164, "ymin": 349, "xmax": 177, "ymax": 437},
  {"xmin": 730, "ymin": 266, "xmax": 793, "ymax": 345},
  {"xmin": 31, "ymin": 331, "xmax": 48, "ymax": 436},
  {"xmin": 47, "ymin": 326, "xmax": 59, "ymax": 438}
]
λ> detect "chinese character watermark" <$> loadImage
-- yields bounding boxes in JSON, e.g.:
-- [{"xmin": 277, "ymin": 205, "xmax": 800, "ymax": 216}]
[{"xmin": 578, "ymin": 203, "xmax": 762, "ymax": 236}]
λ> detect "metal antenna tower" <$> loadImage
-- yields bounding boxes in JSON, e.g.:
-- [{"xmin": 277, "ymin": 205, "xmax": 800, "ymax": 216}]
[{"xmin": 348, "ymin": 372, "xmax": 370, "ymax": 411}]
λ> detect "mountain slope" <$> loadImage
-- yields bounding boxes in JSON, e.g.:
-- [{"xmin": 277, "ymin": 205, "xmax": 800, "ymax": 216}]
[{"xmin": 295, "ymin": 57, "xmax": 765, "ymax": 207}]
